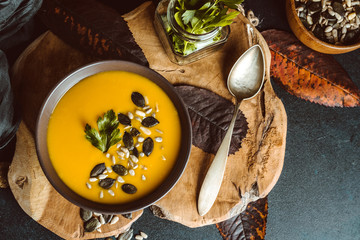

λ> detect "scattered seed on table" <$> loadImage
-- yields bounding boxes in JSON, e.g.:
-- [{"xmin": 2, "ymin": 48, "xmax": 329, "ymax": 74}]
[
  {"xmin": 155, "ymin": 137, "xmax": 163, "ymax": 142},
  {"xmin": 141, "ymin": 175, "xmax": 146, "ymax": 181},
  {"xmin": 99, "ymin": 214, "xmax": 105, "ymax": 224},
  {"xmin": 93, "ymin": 212, "xmax": 101, "ymax": 216},
  {"xmin": 99, "ymin": 191, "xmax": 104, "ymax": 199},
  {"xmin": 135, "ymin": 235, "xmax": 143, "ymax": 240},
  {"xmin": 86, "ymin": 182, "xmax": 92, "ymax": 189},
  {"xmin": 108, "ymin": 189, "xmax": 115, "ymax": 196},
  {"xmin": 84, "ymin": 217, "xmax": 101, "ymax": 232},
  {"xmin": 140, "ymin": 126, "xmax": 151, "ymax": 135},
  {"xmin": 140, "ymin": 231, "xmax": 148, "ymax": 239},
  {"xmin": 110, "ymin": 216, "xmax": 119, "ymax": 224},
  {"xmin": 117, "ymin": 176, "xmax": 125, "ymax": 183},
  {"xmin": 80, "ymin": 208, "xmax": 93, "ymax": 222},
  {"xmin": 89, "ymin": 177, "xmax": 98, "ymax": 182},
  {"xmin": 129, "ymin": 169, "xmax": 135, "ymax": 176}
]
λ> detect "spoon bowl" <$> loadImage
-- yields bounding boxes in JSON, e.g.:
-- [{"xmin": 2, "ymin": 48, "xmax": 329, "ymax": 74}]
[
  {"xmin": 197, "ymin": 44, "xmax": 265, "ymax": 216},
  {"xmin": 227, "ymin": 45, "xmax": 265, "ymax": 101}
]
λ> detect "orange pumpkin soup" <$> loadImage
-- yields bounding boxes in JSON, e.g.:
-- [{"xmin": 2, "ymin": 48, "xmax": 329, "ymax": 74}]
[{"xmin": 47, "ymin": 71, "xmax": 181, "ymax": 204}]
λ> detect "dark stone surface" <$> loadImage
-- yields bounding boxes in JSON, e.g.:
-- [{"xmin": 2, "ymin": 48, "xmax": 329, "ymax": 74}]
[{"xmin": 0, "ymin": 0, "xmax": 359, "ymax": 239}]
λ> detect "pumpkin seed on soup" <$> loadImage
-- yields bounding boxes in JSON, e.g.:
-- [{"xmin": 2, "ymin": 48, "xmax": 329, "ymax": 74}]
[
  {"xmin": 143, "ymin": 137, "xmax": 154, "ymax": 156},
  {"xmin": 112, "ymin": 164, "xmax": 128, "ymax": 176},
  {"xmin": 131, "ymin": 92, "xmax": 145, "ymax": 107},
  {"xmin": 122, "ymin": 183, "xmax": 137, "ymax": 194},
  {"xmin": 141, "ymin": 116, "xmax": 159, "ymax": 128},
  {"xmin": 130, "ymin": 127, "xmax": 140, "ymax": 137},
  {"xmin": 99, "ymin": 178, "xmax": 115, "ymax": 189},
  {"xmin": 90, "ymin": 163, "xmax": 106, "ymax": 177},
  {"xmin": 123, "ymin": 131, "xmax": 134, "ymax": 150},
  {"xmin": 118, "ymin": 113, "xmax": 131, "ymax": 126}
]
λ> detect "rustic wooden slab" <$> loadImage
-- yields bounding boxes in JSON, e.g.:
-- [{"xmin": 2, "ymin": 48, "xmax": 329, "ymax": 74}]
[
  {"xmin": 8, "ymin": 1, "xmax": 287, "ymax": 235},
  {"xmin": 123, "ymin": 2, "xmax": 287, "ymax": 227},
  {"xmin": 8, "ymin": 32, "xmax": 143, "ymax": 240}
]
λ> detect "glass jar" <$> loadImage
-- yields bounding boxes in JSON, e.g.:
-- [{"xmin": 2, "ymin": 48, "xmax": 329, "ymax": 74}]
[{"xmin": 154, "ymin": 0, "xmax": 230, "ymax": 65}]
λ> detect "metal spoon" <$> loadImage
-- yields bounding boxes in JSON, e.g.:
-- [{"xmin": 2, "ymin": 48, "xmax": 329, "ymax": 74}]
[{"xmin": 197, "ymin": 44, "xmax": 265, "ymax": 216}]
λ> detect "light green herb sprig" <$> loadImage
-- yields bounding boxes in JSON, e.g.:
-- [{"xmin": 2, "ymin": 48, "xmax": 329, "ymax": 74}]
[
  {"xmin": 84, "ymin": 109, "xmax": 121, "ymax": 153},
  {"xmin": 169, "ymin": 0, "xmax": 244, "ymax": 55}
]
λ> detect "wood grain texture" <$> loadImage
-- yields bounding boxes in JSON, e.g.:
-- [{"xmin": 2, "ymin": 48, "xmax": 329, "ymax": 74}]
[
  {"xmin": 9, "ymin": 32, "xmax": 142, "ymax": 240},
  {"xmin": 8, "ymin": 1, "xmax": 287, "ymax": 234},
  {"xmin": 124, "ymin": 2, "xmax": 287, "ymax": 227}
]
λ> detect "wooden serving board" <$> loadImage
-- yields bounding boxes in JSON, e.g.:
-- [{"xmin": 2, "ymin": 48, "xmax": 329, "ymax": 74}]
[{"xmin": 8, "ymin": 1, "xmax": 287, "ymax": 237}]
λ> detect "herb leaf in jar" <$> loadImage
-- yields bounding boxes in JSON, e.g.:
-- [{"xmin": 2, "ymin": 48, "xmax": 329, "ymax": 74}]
[{"xmin": 84, "ymin": 109, "xmax": 122, "ymax": 152}]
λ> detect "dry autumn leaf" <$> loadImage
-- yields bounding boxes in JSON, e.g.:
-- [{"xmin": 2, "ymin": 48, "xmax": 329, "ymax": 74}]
[
  {"xmin": 262, "ymin": 29, "xmax": 360, "ymax": 107},
  {"xmin": 216, "ymin": 197, "xmax": 268, "ymax": 240},
  {"xmin": 38, "ymin": 0, "xmax": 148, "ymax": 66},
  {"xmin": 175, "ymin": 85, "xmax": 248, "ymax": 155}
]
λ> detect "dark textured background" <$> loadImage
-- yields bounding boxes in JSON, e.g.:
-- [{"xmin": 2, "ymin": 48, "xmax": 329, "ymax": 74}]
[{"xmin": 0, "ymin": 0, "xmax": 359, "ymax": 239}]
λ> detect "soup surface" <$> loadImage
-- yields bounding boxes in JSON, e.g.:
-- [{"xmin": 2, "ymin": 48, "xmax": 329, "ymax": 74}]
[{"xmin": 47, "ymin": 71, "xmax": 181, "ymax": 204}]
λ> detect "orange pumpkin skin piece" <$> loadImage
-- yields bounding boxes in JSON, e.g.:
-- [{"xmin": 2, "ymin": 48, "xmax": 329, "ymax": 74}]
[{"xmin": 262, "ymin": 29, "xmax": 360, "ymax": 107}]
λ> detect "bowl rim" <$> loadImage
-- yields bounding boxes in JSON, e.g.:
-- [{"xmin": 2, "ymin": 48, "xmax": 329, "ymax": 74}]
[
  {"xmin": 35, "ymin": 60, "xmax": 192, "ymax": 214},
  {"xmin": 287, "ymin": 0, "xmax": 360, "ymax": 52}
]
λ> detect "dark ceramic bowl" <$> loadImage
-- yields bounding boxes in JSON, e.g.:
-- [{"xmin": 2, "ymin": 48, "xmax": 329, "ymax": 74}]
[{"xmin": 36, "ymin": 60, "xmax": 192, "ymax": 214}]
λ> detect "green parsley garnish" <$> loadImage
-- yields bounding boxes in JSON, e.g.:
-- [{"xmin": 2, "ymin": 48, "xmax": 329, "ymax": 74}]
[
  {"xmin": 168, "ymin": 0, "xmax": 244, "ymax": 55},
  {"xmin": 84, "ymin": 110, "xmax": 121, "ymax": 153}
]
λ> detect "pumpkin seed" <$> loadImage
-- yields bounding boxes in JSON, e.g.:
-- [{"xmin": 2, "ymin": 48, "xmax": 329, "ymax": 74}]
[
  {"xmin": 118, "ymin": 113, "xmax": 131, "ymax": 126},
  {"xmin": 141, "ymin": 116, "xmax": 159, "ymax": 127},
  {"xmin": 143, "ymin": 137, "xmax": 154, "ymax": 156},
  {"xmin": 122, "ymin": 213, "xmax": 133, "ymax": 219},
  {"xmin": 131, "ymin": 92, "xmax": 145, "ymax": 107},
  {"xmin": 99, "ymin": 178, "xmax": 115, "ymax": 189},
  {"xmin": 80, "ymin": 208, "xmax": 92, "ymax": 222},
  {"xmin": 117, "ymin": 228, "xmax": 133, "ymax": 240},
  {"xmin": 123, "ymin": 131, "xmax": 134, "ymax": 150},
  {"xmin": 112, "ymin": 164, "xmax": 128, "ymax": 176},
  {"xmin": 130, "ymin": 127, "xmax": 140, "ymax": 137},
  {"xmin": 122, "ymin": 183, "xmax": 137, "ymax": 194},
  {"xmin": 132, "ymin": 147, "xmax": 139, "ymax": 158},
  {"xmin": 84, "ymin": 217, "xmax": 101, "ymax": 232},
  {"xmin": 90, "ymin": 163, "xmax": 105, "ymax": 177}
]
